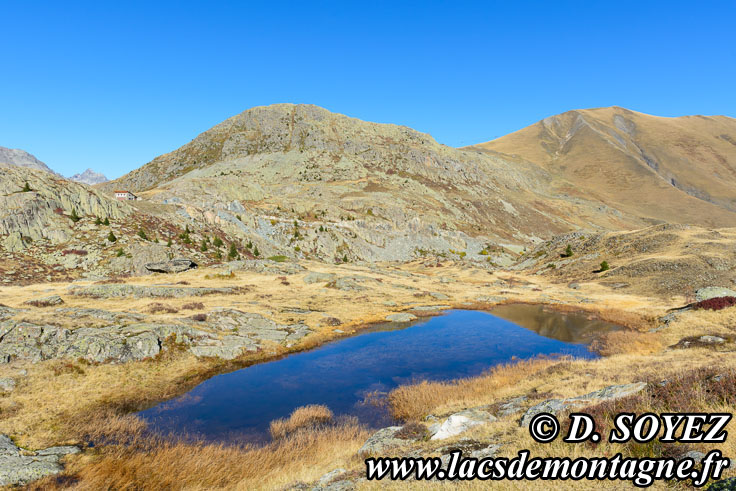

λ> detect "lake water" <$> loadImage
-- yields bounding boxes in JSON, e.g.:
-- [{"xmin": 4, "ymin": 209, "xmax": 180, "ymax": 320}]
[{"xmin": 139, "ymin": 306, "xmax": 619, "ymax": 443}]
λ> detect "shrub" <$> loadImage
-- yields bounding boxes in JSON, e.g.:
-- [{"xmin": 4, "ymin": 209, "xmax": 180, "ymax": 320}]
[
  {"xmin": 268, "ymin": 255, "xmax": 287, "ymax": 263},
  {"xmin": 212, "ymin": 237, "xmax": 223, "ymax": 248},
  {"xmin": 562, "ymin": 244, "xmax": 573, "ymax": 257},
  {"xmin": 181, "ymin": 302, "xmax": 204, "ymax": 310},
  {"xmin": 692, "ymin": 296, "xmax": 736, "ymax": 311},
  {"xmin": 116, "ymin": 248, "xmax": 125, "ymax": 257},
  {"xmin": 70, "ymin": 209, "xmax": 81, "ymax": 222},
  {"xmin": 200, "ymin": 240, "xmax": 208, "ymax": 252},
  {"xmin": 103, "ymin": 217, "xmax": 110, "ymax": 226},
  {"xmin": 21, "ymin": 182, "xmax": 32, "ymax": 192},
  {"xmin": 137, "ymin": 229, "xmax": 149, "ymax": 241},
  {"xmin": 190, "ymin": 313, "xmax": 207, "ymax": 322},
  {"xmin": 107, "ymin": 231, "xmax": 117, "ymax": 242},
  {"xmin": 228, "ymin": 243, "xmax": 239, "ymax": 260},
  {"xmin": 394, "ymin": 422, "xmax": 428, "ymax": 440},
  {"xmin": 253, "ymin": 246, "xmax": 260, "ymax": 257},
  {"xmin": 166, "ymin": 239, "xmax": 172, "ymax": 247},
  {"xmin": 342, "ymin": 254, "xmax": 348, "ymax": 263},
  {"xmin": 95, "ymin": 217, "xmax": 102, "ymax": 225},
  {"xmin": 599, "ymin": 260, "xmax": 610, "ymax": 272},
  {"xmin": 146, "ymin": 302, "xmax": 179, "ymax": 314},
  {"xmin": 62, "ymin": 249, "xmax": 88, "ymax": 256}
]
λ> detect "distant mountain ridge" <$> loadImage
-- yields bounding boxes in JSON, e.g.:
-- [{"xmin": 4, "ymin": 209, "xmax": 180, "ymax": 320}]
[
  {"xmin": 69, "ymin": 168, "xmax": 108, "ymax": 185},
  {"xmin": 0, "ymin": 146, "xmax": 57, "ymax": 175},
  {"xmin": 0, "ymin": 145, "xmax": 108, "ymax": 185}
]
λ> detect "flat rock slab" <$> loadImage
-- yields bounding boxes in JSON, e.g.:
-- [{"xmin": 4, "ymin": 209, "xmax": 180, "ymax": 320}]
[
  {"xmin": 520, "ymin": 382, "xmax": 647, "ymax": 427},
  {"xmin": 0, "ymin": 434, "xmax": 79, "ymax": 486},
  {"xmin": 70, "ymin": 284, "xmax": 237, "ymax": 298},
  {"xmin": 430, "ymin": 408, "xmax": 497, "ymax": 440},
  {"xmin": 23, "ymin": 295, "xmax": 64, "ymax": 307},
  {"xmin": 145, "ymin": 258, "xmax": 197, "ymax": 274},
  {"xmin": 386, "ymin": 313, "xmax": 417, "ymax": 322},
  {"xmin": 0, "ymin": 310, "xmax": 311, "ymax": 364}
]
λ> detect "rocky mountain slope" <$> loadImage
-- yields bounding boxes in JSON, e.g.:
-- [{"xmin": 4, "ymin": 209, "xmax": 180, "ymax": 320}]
[
  {"xmin": 4, "ymin": 104, "xmax": 736, "ymax": 278},
  {"xmin": 103, "ymin": 104, "xmax": 674, "ymax": 264},
  {"xmin": 69, "ymin": 168, "xmax": 108, "ymax": 185},
  {"xmin": 471, "ymin": 107, "xmax": 736, "ymax": 228},
  {"xmin": 0, "ymin": 146, "xmax": 57, "ymax": 175}
]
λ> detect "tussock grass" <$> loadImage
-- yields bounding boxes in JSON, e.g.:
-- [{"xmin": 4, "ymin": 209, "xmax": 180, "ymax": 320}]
[
  {"xmin": 34, "ymin": 415, "xmax": 369, "ymax": 490},
  {"xmin": 269, "ymin": 404, "xmax": 334, "ymax": 440},
  {"xmin": 590, "ymin": 330, "xmax": 664, "ymax": 356},
  {"xmin": 388, "ymin": 358, "xmax": 559, "ymax": 420}
]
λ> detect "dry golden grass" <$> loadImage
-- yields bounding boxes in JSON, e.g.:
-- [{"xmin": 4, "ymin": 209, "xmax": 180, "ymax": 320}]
[
  {"xmin": 269, "ymin": 404, "xmax": 334, "ymax": 440},
  {"xmin": 33, "ymin": 416, "xmax": 369, "ymax": 491},
  {"xmin": 388, "ymin": 358, "xmax": 559, "ymax": 421},
  {"xmin": 590, "ymin": 330, "xmax": 664, "ymax": 356}
]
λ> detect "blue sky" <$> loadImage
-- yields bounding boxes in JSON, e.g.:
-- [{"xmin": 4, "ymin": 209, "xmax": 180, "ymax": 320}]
[{"xmin": 1, "ymin": 1, "xmax": 734, "ymax": 179}]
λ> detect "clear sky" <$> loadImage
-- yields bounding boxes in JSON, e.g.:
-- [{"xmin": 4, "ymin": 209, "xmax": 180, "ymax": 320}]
[{"xmin": 1, "ymin": 1, "xmax": 734, "ymax": 179}]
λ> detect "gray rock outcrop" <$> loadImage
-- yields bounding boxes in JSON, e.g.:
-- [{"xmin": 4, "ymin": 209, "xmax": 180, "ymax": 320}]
[
  {"xmin": 144, "ymin": 258, "xmax": 198, "ymax": 274},
  {"xmin": 0, "ymin": 434, "xmax": 79, "ymax": 486},
  {"xmin": 520, "ymin": 382, "xmax": 647, "ymax": 427}
]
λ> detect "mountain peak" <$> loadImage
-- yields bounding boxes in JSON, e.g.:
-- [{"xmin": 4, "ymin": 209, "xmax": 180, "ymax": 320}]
[{"xmin": 68, "ymin": 168, "xmax": 109, "ymax": 185}]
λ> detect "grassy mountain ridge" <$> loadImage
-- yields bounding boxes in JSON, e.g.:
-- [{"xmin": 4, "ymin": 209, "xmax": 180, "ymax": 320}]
[{"xmin": 471, "ymin": 106, "xmax": 736, "ymax": 228}]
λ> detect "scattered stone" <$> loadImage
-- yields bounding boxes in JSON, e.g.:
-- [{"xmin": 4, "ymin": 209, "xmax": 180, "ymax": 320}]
[
  {"xmin": 699, "ymin": 335, "xmax": 726, "ymax": 344},
  {"xmin": 386, "ymin": 313, "xmax": 417, "ymax": 322},
  {"xmin": 23, "ymin": 295, "xmax": 64, "ymax": 307},
  {"xmin": 144, "ymin": 258, "xmax": 197, "ymax": 274},
  {"xmin": 317, "ymin": 468, "xmax": 347, "ymax": 486},
  {"xmin": 0, "ymin": 377, "xmax": 16, "ymax": 392},
  {"xmin": 520, "ymin": 382, "xmax": 647, "ymax": 427},
  {"xmin": 495, "ymin": 396, "xmax": 528, "ymax": 417},
  {"xmin": 410, "ymin": 305, "xmax": 450, "ymax": 312},
  {"xmin": 383, "ymin": 300, "xmax": 397, "ymax": 307},
  {"xmin": 695, "ymin": 287, "xmax": 736, "ymax": 302},
  {"xmin": 323, "ymin": 317, "xmax": 342, "ymax": 326},
  {"xmin": 678, "ymin": 450, "xmax": 706, "ymax": 463},
  {"xmin": 429, "ymin": 292, "xmax": 449, "ymax": 300},
  {"xmin": 474, "ymin": 295, "xmax": 507, "ymax": 304},
  {"xmin": 568, "ymin": 282, "xmax": 580, "ymax": 289},
  {"xmin": 303, "ymin": 272, "xmax": 336, "ymax": 284},
  {"xmin": 430, "ymin": 408, "xmax": 497, "ymax": 440}
]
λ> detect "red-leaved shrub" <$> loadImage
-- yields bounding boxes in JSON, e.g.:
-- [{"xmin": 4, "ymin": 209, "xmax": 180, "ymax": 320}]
[{"xmin": 692, "ymin": 296, "xmax": 736, "ymax": 311}]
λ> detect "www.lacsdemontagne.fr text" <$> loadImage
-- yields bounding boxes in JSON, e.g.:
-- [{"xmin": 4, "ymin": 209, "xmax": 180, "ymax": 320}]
[{"xmin": 366, "ymin": 449, "xmax": 730, "ymax": 487}]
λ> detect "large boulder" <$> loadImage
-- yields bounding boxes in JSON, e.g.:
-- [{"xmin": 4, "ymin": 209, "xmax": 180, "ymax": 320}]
[
  {"xmin": 695, "ymin": 287, "xmax": 736, "ymax": 302},
  {"xmin": 144, "ymin": 258, "xmax": 197, "ymax": 274}
]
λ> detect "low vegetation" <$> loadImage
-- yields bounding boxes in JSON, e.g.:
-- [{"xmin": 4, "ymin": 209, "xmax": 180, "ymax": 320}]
[
  {"xmin": 269, "ymin": 404, "xmax": 334, "ymax": 440},
  {"xmin": 693, "ymin": 296, "xmax": 736, "ymax": 311}
]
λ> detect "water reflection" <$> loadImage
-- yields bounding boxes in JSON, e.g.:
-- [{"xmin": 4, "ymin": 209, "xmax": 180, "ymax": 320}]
[{"xmin": 140, "ymin": 308, "xmax": 615, "ymax": 443}]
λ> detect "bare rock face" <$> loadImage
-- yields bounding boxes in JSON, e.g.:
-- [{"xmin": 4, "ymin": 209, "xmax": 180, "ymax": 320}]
[
  {"xmin": 0, "ymin": 167, "xmax": 130, "ymax": 244},
  {"xmin": 145, "ymin": 258, "xmax": 197, "ymax": 274},
  {"xmin": 0, "ymin": 434, "xmax": 79, "ymax": 486},
  {"xmin": 0, "ymin": 308, "xmax": 311, "ymax": 364}
]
